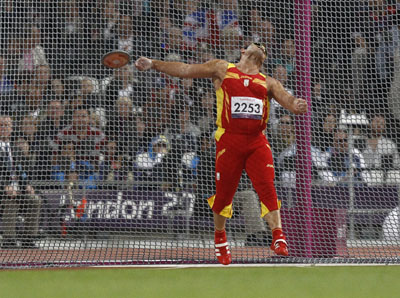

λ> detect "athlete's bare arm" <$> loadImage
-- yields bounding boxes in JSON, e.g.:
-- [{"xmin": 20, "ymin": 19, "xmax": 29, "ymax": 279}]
[
  {"xmin": 135, "ymin": 57, "xmax": 228, "ymax": 89},
  {"xmin": 266, "ymin": 76, "xmax": 308, "ymax": 115}
]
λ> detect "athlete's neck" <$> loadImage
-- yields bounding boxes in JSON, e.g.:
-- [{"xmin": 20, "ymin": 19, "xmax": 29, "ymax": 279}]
[{"xmin": 235, "ymin": 60, "xmax": 260, "ymax": 75}]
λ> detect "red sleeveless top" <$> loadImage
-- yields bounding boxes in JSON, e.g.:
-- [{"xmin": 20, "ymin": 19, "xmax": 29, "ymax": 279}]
[{"xmin": 215, "ymin": 63, "xmax": 270, "ymax": 138}]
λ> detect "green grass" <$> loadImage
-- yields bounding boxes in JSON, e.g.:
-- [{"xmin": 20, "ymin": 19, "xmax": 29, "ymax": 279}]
[{"xmin": 0, "ymin": 266, "xmax": 399, "ymax": 298}]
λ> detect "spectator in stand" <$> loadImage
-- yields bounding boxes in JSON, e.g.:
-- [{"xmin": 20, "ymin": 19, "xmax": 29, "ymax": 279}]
[
  {"xmin": 14, "ymin": 137, "xmax": 38, "ymax": 188},
  {"xmin": 270, "ymin": 114, "xmax": 295, "ymax": 159},
  {"xmin": 52, "ymin": 142, "xmax": 78, "ymax": 186},
  {"xmin": 0, "ymin": 56, "xmax": 13, "ymax": 94},
  {"xmin": 181, "ymin": 0, "xmax": 211, "ymax": 53},
  {"xmin": 61, "ymin": 0, "xmax": 85, "ymax": 75},
  {"xmin": 196, "ymin": 47, "xmax": 217, "ymax": 64},
  {"xmin": 106, "ymin": 96, "xmax": 141, "ymax": 158},
  {"xmin": 323, "ymin": 129, "xmax": 366, "ymax": 184},
  {"xmin": 53, "ymin": 109, "xmax": 106, "ymax": 189},
  {"xmin": 55, "ymin": 108, "xmax": 106, "ymax": 162},
  {"xmin": 317, "ymin": 114, "xmax": 337, "ymax": 152},
  {"xmin": 113, "ymin": 65, "xmax": 135, "ymax": 99},
  {"xmin": 160, "ymin": 26, "xmax": 192, "ymax": 63},
  {"xmin": 141, "ymin": 68, "xmax": 178, "ymax": 146},
  {"xmin": 134, "ymin": 134, "xmax": 172, "ymax": 190},
  {"xmin": 33, "ymin": 64, "xmax": 52, "ymax": 100},
  {"xmin": 0, "ymin": 55, "xmax": 14, "ymax": 114},
  {"xmin": 196, "ymin": 88, "xmax": 216, "ymax": 134},
  {"xmin": 363, "ymin": 115, "xmax": 400, "ymax": 170},
  {"xmin": 37, "ymin": 99, "xmax": 67, "ymax": 181},
  {"xmin": 268, "ymin": 65, "xmax": 294, "ymax": 134},
  {"xmin": 79, "ymin": 77, "xmax": 101, "ymax": 110},
  {"xmin": 80, "ymin": 78, "xmax": 95, "ymax": 96},
  {"xmin": 104, "ymin": 64, "xmax": 143, "ymax": 113},
  {"xmin": 162, "ymin": 0, "xmax": 187, "ymax": 29},
  {"xmin": 18, "ymin": 64, "xmax": 52, "ymax": 118},
  {"xmin": 25, "ymin": 1, "xmax": 64, "ymax": 77},
  {"xmin": 79, "ymin": 3, "xmax": 105, "ymax": 78},
  {"xmin": 182, "ymin": 0, "xmax": 242, "ymax": 58},
  {"xmin": 220, "ymin": 26, "xmax": 242, "ymax": 63},
  {"xmin": 164, "ymin": 100, "xmax": 200, "ymax": 190},
  {"xmin": 167, "ymin": 99, "xmax": 201, "ymax": 140},
  {"xmin": 238, "ymin": 0, "xmax": 265, "ymax": 40},
  {"xmin": 116, "ymin": 15, "xmax": 136, "ymax": 57},
  {"xmin": 100, "ymin": 140, "xmax": 133, "ymax": 183},
  {"xmin": 24, "ymin": 84, "xmax": 46, "ymax": 118},
  {"xmin": 271, "ymin": 38, "xmax": 296, "ymax": 83},
  {"xmin": 50, "ymin": 78, "xmax": 66, "ymax": 101},
  {"xmin": 5, "ymin": 71, "xmax": 31, "ymax": 116},
  {"xmin": 32, "ymin": 63, "xmax": 51, "ymax": 92},
  {"xmin": 100, "ymin": 0, "xmax": 119, "ymax": 53},
  {"xmin": 311, "ymin": 81, "xmax": 335, "ymax": 146},
  {"xmin": 247, "ymin": 17, "xmax": 276, "ymax": 60},
  {"xmin": 0, "ymin": 1, "xmax": 17, "ymax": 50},
  {"xmin": 273, "ymin": 114, "xmax": 327, "ymax": 185},
  {"xmin": 18, "ymin": 25, "xmax": 48, "ymax": 77},
  {"xmin": 64, "ymin": 93, "xmax": 88, "ymax": 122},
  {"xmin": 4, "ymin": 31, "xmax": 21, "ymax": 76},
  {"xmin": 19, "ymin": 115, "xmax": 40, "ymax": 152},
  {"xmin": 351, "ymin": 33, "xmax": 369, "ymax": 104},
  {"xmin": 388, "ymin": 33, "xmax": 400, "ymax": 143},
  {"xmin": 0, "ymin": 115, "xmax": 41, "ymax": 249},
  {"xmin": 363, "ymin": 0, "xmax": 398, "ymax": 86},
  {"xmin": 311, "ymin": 81, "xmax": 323, "ymax": 118},
  {"xmin": 311, "ymin": 81, "xmax": 339, "ymax": 131},
  {"xmin": 272, "ymin": 62, "xmax": 294, "ymax": 94},
  {"xmin": 89, "ymin": 110, "xmax": 106, "ymax": 131},
  {"xmin": 179, "ymin": 77, "xmax": 210, "ymax": 111}
]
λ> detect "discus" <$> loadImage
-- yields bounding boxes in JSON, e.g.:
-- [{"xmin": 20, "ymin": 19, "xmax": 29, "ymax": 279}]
[{"xmin": 101, "ymin": 50, "xmax": 131, "ymax": 68}]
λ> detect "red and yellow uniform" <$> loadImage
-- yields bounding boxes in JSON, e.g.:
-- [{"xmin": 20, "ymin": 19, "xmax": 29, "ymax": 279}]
[{"xmin": 208, "ymin": 63, "xmax": 280, "ymax": 218}]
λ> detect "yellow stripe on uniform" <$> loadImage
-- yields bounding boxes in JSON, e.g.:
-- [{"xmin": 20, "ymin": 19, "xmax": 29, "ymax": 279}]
[
  {"xmin": 223, "ymin": 89, "xmax": 230, "ymax": 123},
  {"xmin": 207, "ymin": 195, "xmax": 234, "ymax": 218},
  {"xmin": 216, "ymin": 148, "xmax": 226, "ymax": 163},
  {"xmin": 260, "ymin": 200, "xmax": 281, "ymax": 218},
  {"xmin": 225, "ymin": 72, "xmax": 240, "ymax": 79},
  {"xmin": 207, "ymin": 195, "xmax": 216, "ymax": 208},
  {"xmin": 219, "ymin": 203, "xmax": 233, "ymax": 218},
  {"xmin": 215, "ymin": 127, "xmax": 225, "ymax": 142},
  {"xmin": 264, "ymin": 98, "xmax": 270, "ymax": 124},
  {"xmin": 253, "ymin": 78, "xmax": 267, "ymax": 89},
  {"xmin": 215, "ymin": 87, "xmax": 224, "ymax": 128}
]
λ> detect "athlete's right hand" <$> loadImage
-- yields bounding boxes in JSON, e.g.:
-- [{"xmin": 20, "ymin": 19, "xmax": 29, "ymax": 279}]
[
  {"xmin": 135, "ymin": 57, "xmax": 153, "ymax": 71},
  {"xmin": 292, "ymin": 98, "xmax": 308, "ymax": 115}
]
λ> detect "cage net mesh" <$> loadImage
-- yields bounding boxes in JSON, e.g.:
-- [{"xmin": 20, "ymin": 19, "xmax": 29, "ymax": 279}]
[{"xmin": 0, "ymin": 0, "xmax": 399, "ymax": 268}]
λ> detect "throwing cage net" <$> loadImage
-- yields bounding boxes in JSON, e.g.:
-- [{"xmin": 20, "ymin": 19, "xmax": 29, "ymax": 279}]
[{"xmin": 0, "ymin": 0, "xmax": 399, "ymax": 268}]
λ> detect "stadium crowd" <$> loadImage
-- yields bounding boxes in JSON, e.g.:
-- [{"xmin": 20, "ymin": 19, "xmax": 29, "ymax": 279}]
[{"xmin": 1, "ymin": 0, "xmax": 400, "ymax": 245}]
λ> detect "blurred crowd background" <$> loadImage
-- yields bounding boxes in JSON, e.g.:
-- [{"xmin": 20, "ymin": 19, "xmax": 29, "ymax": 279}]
[{"xmin": 0, "ymin": 0, "xmax": 399, "ymax": 194}]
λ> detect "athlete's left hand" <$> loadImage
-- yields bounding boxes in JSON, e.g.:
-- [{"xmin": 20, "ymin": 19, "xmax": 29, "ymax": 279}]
[{"xmin": 292, "ymin": 98, "xmax": 308, "ymax": 114}]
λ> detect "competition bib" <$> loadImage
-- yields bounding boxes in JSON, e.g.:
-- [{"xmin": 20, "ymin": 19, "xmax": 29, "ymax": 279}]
[{"xmin": 231, "ymin": 96, "xmax": 263, "ymax": 120}]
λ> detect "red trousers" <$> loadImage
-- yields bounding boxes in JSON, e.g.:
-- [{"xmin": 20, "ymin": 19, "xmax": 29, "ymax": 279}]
[{"xmin": 208, "ymin": 131, "xmax": 279, "ymax": 218}]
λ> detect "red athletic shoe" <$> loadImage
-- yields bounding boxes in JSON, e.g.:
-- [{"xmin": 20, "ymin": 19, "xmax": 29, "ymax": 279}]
[
  {"xmin": 214, "ymin": 230, "xmax": 232, "ymax": 265},
  {"xmin": 271, "ymin": 238, "xmax": 289, "ymax": 256}
]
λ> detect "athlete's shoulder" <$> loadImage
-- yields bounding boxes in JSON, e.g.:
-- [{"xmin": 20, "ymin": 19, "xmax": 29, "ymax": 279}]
[
  {"xmin": 203, "ymin": 59, "xmax": 229, "ymax": 84},
  {"xmin": 264, "ymin": 74, "xmax": 278, "ymax": 86},
  {"xmin": 204, "ymin": 59, "xmax": 229, "ymax": 70}
]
